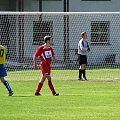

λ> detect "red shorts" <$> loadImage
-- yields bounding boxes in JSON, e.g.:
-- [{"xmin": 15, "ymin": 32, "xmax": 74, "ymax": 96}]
[{"xmin": 40, "ymin": 64, "xmax": 51, "ymax": 76}]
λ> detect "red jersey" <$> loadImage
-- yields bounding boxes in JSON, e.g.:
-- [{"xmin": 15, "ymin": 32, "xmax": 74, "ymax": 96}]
[{"xmin": 34, "ymin": 45, "xmax": 55, "ymax": 65}]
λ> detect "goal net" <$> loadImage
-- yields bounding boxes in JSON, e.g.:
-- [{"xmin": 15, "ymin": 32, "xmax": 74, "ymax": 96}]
[{"xmin": 0, "ymin": 12, "xmax": 120, "ymax": 81}]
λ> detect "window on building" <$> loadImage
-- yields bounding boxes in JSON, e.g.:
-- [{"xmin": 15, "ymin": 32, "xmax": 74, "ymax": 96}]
[
  {"xmin": 91, "ymin": 21, "xmax": 110, "ymax": 44},
  {"xmin": 33, "ymin": 21, "xmax": 53, "ymax": 45}
]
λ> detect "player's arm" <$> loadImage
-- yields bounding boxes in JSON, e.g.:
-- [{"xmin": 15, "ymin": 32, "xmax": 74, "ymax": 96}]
[
  {"xmin": 33, "ymin": 47, "xmax": 41, "ymax": 70},
  {"xmin": 33, "ymin": 55, "xmax": 38, "ymax": 70},
  {"xmin": 53, "ymin": 55, "xmax": 57, "ymax": 62},
  {"xmin": 87, "ymin": 42, "xmax": 90, "ymax": 52},
  {"xmin": 87, "ymin": 45, "xmax": 90, "ymax": 52},
  {"xmin": 51, "ymin": 48, "xmax": 57, "ymax": 62}
]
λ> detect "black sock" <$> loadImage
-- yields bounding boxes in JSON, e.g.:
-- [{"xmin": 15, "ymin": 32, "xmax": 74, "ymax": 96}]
[
  {"xmin": 79, "ymin": 69, "xmax": 82, "ymax": 78},
  {"xmin": 82, "ymin": 69, "xmax": 86, "ymax": 78}
]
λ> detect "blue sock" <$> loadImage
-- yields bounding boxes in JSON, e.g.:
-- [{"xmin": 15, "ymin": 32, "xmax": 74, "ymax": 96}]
[{"xmin": 3, "ymin": 80, "xmax": 12, "ymax": 92}]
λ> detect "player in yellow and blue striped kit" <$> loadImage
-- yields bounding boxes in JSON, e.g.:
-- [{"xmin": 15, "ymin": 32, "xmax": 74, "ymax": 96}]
[{"xmin": 0, "ymin": 45, "xmax": 14, "ymax": 96}]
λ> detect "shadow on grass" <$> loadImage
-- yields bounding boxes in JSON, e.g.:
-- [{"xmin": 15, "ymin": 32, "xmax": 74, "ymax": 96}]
[{"xmin": 12, "ymin": 95, "xmax": 35, "ymax": 97}]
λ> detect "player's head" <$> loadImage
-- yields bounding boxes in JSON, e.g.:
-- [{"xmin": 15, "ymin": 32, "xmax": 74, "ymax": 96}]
[
  {"xmin": 44, "ymin": 36, "xmax": 51, "ymax": 43},
  {"xmin": 81, "ymin": 32, "xmax": 87, "ymax": 39}
]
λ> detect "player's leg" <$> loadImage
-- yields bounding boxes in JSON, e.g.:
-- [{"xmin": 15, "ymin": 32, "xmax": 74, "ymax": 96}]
[
  {"xmin": 0, "ymin": 65, "xmax": 14, "ymax": 96},
  {"xmin": 78, "ymin": 66, "xmax": 82, "ymax": 80},
  {"xmin": 81, "ymin": 64, "xmax": 87, "ymax": 80},
  {"xmin": 82, "ymin": 55, "xmax": 87, "ymax": 80},
  {"xmin": 46, "ymin": 75, "xmax": 59, "ymax": 96},
  {"xmin": 78, "ymin": 54, "xmax": 83, "ymax": 80},
  {"xmin": 46, "ymin": 66, "xmax": 59, "ymax": 96},
  {"xmin": 79, "ymin": 55, "xmax": 88, "ymax": 80},
  {"xmin": 47, "ymin": 75, "xmax": 55, "ymax": 94},
  {"xmin": 0, "ymin": 77, "xmax": 14, "ymax": 96},
  {"xmin": 35, "ymin": 64, "xmax": 47, "ymax": 96},
  {"xmin": 35, "ymin": 75, "xmax": 46, "ymax": 96}
]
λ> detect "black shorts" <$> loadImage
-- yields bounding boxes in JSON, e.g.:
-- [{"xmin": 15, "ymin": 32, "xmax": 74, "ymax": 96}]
[{"xmin": 78, "ymin": 54, "xmax": 87, "ymax": 65}]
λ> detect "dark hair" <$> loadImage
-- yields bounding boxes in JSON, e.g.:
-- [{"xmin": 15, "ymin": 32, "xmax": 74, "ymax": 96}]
[{"xmin": 44, "ymin": 36, "xmax": 51, "ymax": 43}]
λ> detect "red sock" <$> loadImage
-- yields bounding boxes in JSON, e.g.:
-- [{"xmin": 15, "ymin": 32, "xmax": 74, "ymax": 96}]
[
  {"xmin": 48, "ymin": 81, "xmax": 56, "ymax": 94},
  {"xmin": 36, "ymin": 82, "xmax": 43, "ymax": 93}
]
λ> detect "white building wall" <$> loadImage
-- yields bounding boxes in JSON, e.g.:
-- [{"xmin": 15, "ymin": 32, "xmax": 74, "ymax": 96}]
[
  {"xmin": 32, "ymin": 1, "xmax": 39, "ymax": 12},
  {"xmin": 14, "ymin": 0, "xmax": 120, "ymax": 64},
  {"xmin": 69, "ymin": 15, "xmax": 107, "ymax": 64},
  {"xmin": 69, "ymin": 14, "xmax": 120, "ymax": 64},
  {"xmin": 69, "ymin": 0, "xmax": 120, "ymax": 12},
  {"xmin": 24, "ymin": 15, "xmax": 40, "ymax": 59},
  {"xmin": 23, "ymin": 14, "xmax": 64, "ymax": 61},
  {"xmin": 22, "ymin": 13, "xmax": 120, "ymax": 64},
  {"xmin": 42, "ymin": 1, "xmax": 63, "ymax": 12},
  {"xmin": 24, "ymin": 0, "xmax": 33, "ymax": 11},
  {"xmin": 19, "ymin": 0, "xmax": 120, "ymax": 12},
  {"xmin": 23, "ymin": 0, "xmax": 63, "ymax": 12}
]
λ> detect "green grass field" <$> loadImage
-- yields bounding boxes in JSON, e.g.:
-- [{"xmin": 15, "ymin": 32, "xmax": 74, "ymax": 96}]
[{"xmin": 0, "ymin": 69, "xmax": 120, "ymax": 120}]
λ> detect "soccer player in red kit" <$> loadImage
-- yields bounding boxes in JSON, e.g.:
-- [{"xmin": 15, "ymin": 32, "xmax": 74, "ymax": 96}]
[{"xmin": 33, "ymin": 36, "xmax": 59, "ymax": 96}]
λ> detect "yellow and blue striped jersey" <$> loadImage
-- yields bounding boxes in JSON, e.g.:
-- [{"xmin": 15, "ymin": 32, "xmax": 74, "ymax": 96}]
[{"xmin": 0, "ymin": 45, "xmax": 6, "ymax": 64}]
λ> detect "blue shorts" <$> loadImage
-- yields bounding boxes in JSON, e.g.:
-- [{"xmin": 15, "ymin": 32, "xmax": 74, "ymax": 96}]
[{"xmin": 0, "ymin": 64, "xmax": 7, "ymax": 77}]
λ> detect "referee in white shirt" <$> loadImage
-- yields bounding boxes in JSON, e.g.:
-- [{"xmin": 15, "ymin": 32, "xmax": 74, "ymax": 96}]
[{"xmin": 78, "ymin": 32, "xmax": 90, "ymax": 80}]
